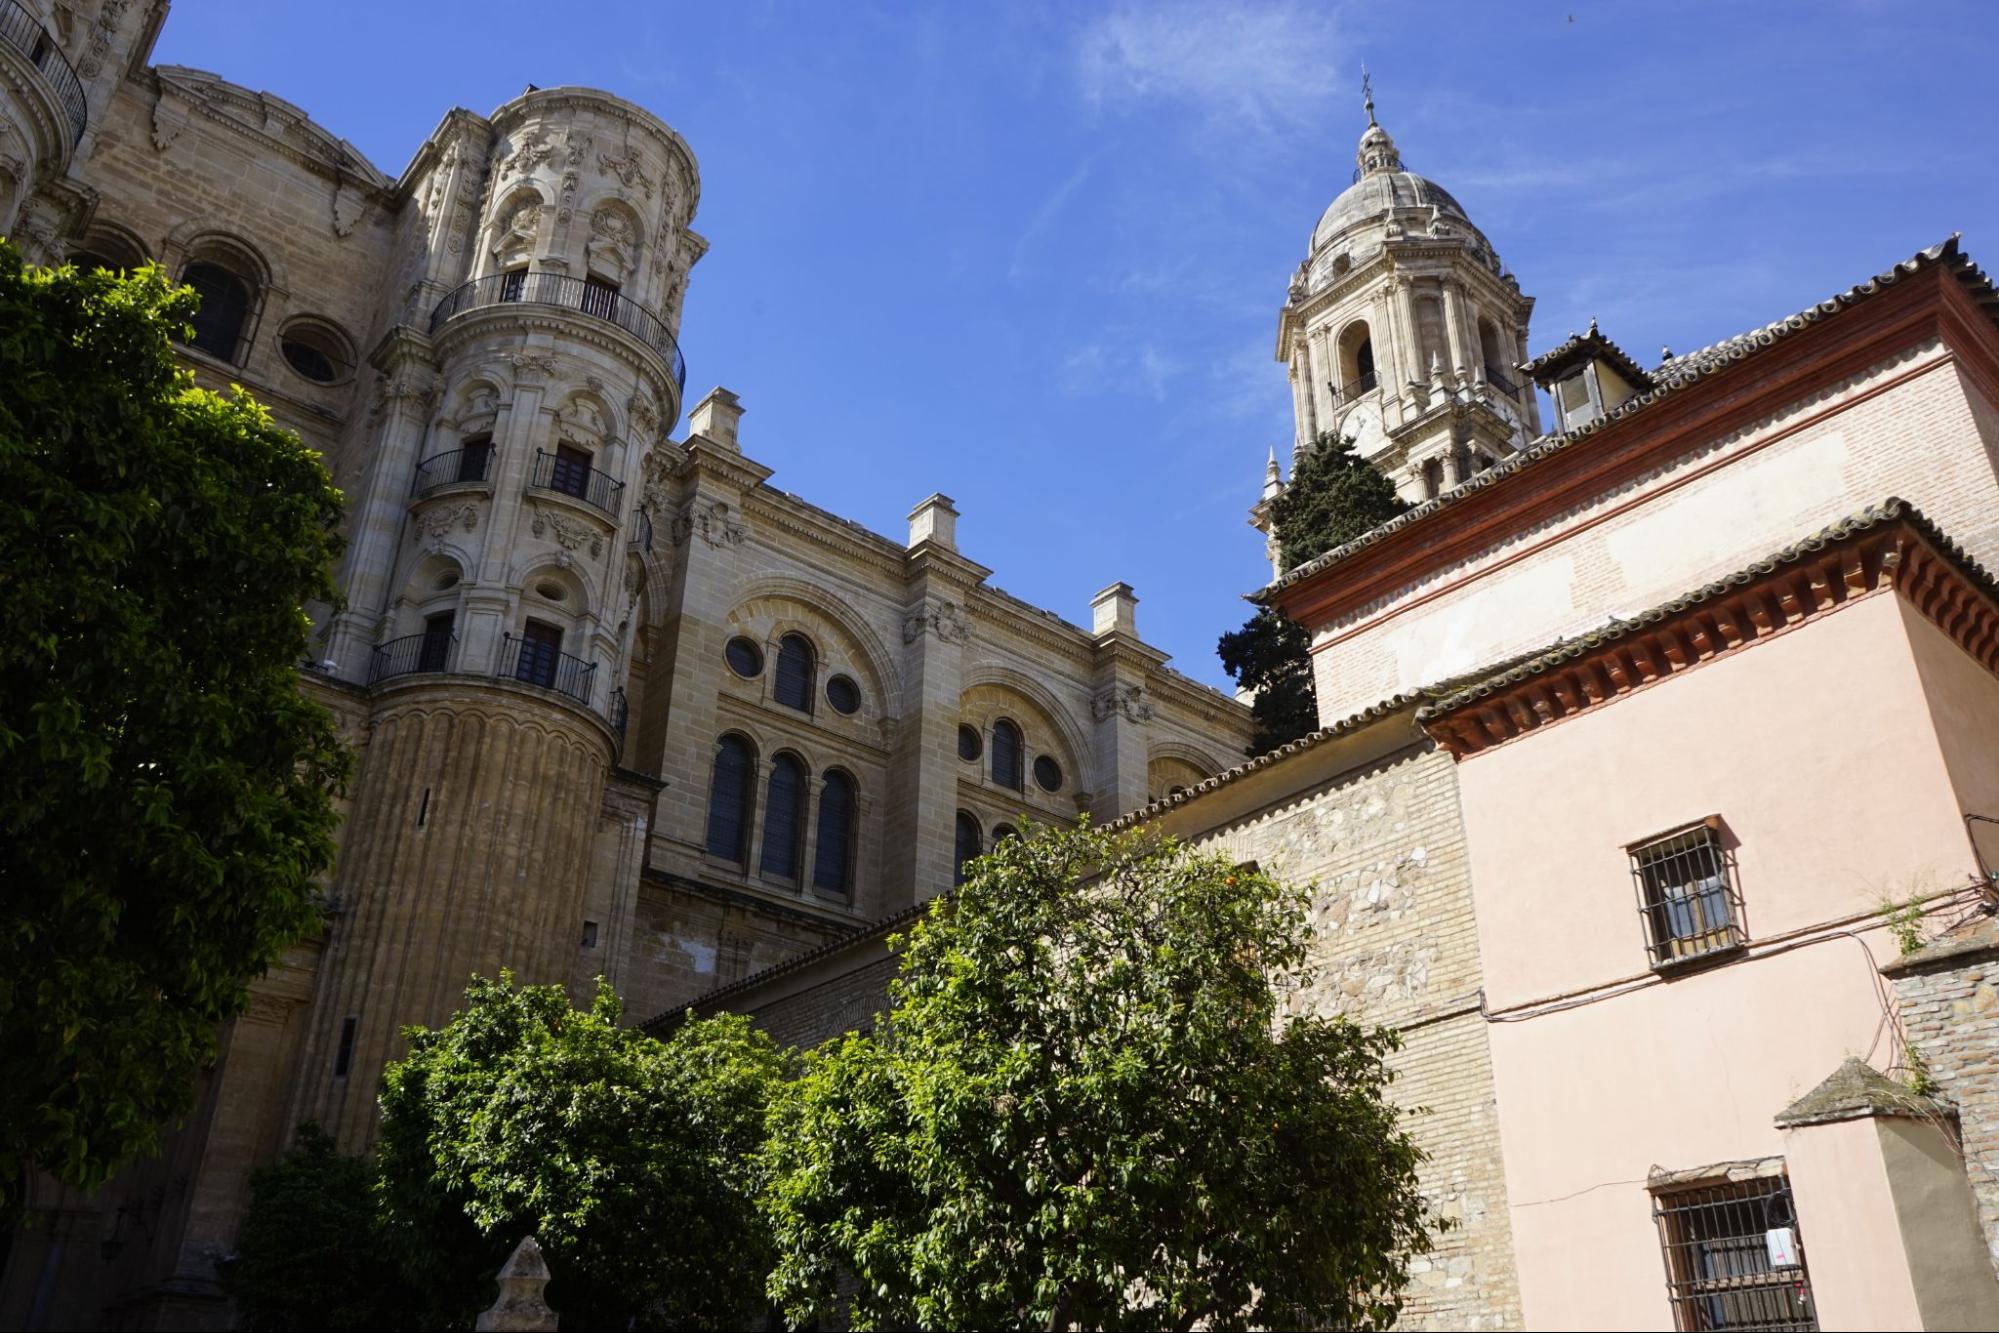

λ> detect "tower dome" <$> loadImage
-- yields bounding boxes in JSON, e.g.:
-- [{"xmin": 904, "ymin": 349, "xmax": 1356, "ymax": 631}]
[{"xmin": 1309, "ymin": 115, "xmax": 1487, "ymax": 258}]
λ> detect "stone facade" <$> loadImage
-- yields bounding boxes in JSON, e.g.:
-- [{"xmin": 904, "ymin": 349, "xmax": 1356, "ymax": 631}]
[
  {"xmin": 0, "ymin": 5, "xmax": 1251, "ymax": 1328},
  {"xmin": 1887, "ymin": 920, "xmax": 1999, "ymax": 1270}
]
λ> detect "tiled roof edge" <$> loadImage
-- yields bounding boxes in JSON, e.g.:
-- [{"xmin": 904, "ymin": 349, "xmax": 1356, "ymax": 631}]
[
  {"xmin": 1257, "ymin": 237, "xmax": 1988, "ymax": 602},
  {"xmin": 1416, "ymin": 498, "xmax": 1999, "ymax": 722}
]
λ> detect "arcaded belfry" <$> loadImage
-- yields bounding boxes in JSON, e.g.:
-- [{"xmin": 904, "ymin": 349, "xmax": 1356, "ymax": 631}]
[{"xmin": 1258, "ymin": 83, "xmax": 1542, "ymax": 575}]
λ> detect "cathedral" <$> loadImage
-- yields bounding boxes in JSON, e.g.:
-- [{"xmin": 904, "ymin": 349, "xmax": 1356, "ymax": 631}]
[{"xmin": 10, "ymin": 3, "xmax": 1999, "ymax": 1330}]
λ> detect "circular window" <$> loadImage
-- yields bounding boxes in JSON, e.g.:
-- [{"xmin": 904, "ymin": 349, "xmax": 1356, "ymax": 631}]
[
  {"xmin": 277, "ymin": 319, "xmax": 353, "ymax": 385},
  {"xmin": 725, "ymin": 636, "xmax": 764, "ymax": 678},
  {"xmin": 435, "ymin": 570, "xmax": 460, "ymax": 591},
  {"xmin": 1033, "ymin": 755, "xmax": 1063, "ymax": 792},
  {"xmin": 826, "ymin": 674, "xmax": 861, "ymax": 715},
  {"xmin": 957, "ymin": 724, "xmax": 982, "ymax": 762}
]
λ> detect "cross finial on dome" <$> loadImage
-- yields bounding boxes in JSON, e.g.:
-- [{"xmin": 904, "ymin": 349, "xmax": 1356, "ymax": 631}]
[{"xmin": 1362, "ymin": 65, "xmax": 1376, "ymax": 126}]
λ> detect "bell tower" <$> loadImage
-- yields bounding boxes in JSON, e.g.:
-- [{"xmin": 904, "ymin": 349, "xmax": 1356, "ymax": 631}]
[{"xmin": 1265, "ymin": 84, "xmax": 1541, "ymax": 533}]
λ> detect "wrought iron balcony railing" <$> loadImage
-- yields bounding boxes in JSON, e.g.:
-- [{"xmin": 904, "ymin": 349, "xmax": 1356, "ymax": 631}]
[
  {"xmin": 410, "ymin": 445, "xmax": 495, "ymax": 497},
  {"xmin": 1484, "ymin": 365, "xmax": 1522, "ymax": 398},
  {"xmin": 609, "ymin": 686, "xmax": 629, "ymax": 745},
  {"xmin": 0, "ymin": 1, "xmax": 86, "ymax": 149},
  {"xmin": 1336, "ymin": 369, "xmax": 1378, "ymax": 403},
  {"xmin": 370, "ymin": 631, "xmax": 458, "ymax": 685},
  {"xmin": 497, "ymin": 632, "xmax": 597, "ymax": 707},
  {"xmin": 527, "ymin": 447, "xmax": 624, "ymax": 517},
  {"xmin": 430, "ymin": 270, "xmax": 686, "ymax": 390}
]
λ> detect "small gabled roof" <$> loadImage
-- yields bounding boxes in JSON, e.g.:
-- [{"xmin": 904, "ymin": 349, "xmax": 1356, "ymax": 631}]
[{"xmin": 1519, "ymin": 318, "xmax": 1655, "ymax": 392}]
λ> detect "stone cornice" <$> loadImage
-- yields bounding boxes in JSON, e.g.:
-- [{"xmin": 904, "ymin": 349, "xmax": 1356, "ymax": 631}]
[
  {"xmin": 742, "ymin": 485, "xmax": 906, "ymax": 581},
  {"xmin": 147, "ymin": 66, "xmax": 395, "ymax": 193},
  {"xmin": 428, "ymin": 305, "xmax": 682, "ymax": 418},
  {"xmin": 1419, "ymin": 502, "xmax": 1999, "ymax": 757}
]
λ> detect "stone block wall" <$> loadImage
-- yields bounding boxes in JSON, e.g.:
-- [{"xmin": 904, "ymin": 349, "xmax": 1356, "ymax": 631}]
[
  {"xmin": 1888, "ymin": 925, "xmax": 1999, "ymax": 1271},
  {"xmin": 1182, "ymin": 740, "xmax": 1521, "ymax": 1329}
]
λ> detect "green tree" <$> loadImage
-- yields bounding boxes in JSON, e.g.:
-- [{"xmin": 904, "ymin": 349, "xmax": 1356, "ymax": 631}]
[
  {"xmin": 1218, "ymin": 433, "xmax": 1410, "ymax": 755},
  {"xmin": 229, "ymin": 1124, "xmax": 418, "ymax": 1331},
  {"xmin": 376, "ymin": 973, "xmax": 786, "ymax": 1330},
  {"xmin": 0, "ymin": 242, "xmax": 348, "ymax": 1202},
  {"xmin": 762, "ymin": 823, "xmax": 1432, "ymax": 1332}
]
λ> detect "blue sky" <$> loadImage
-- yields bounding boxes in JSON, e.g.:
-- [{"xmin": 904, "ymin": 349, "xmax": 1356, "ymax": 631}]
[{"xmin": 156, "ymin": 1, "xmax": 1998, "ymax": 689}]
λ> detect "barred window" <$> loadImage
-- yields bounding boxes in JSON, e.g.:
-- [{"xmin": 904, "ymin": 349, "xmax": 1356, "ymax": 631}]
[
  {"xmin": 813, "ymin": 770, "xmax": 856, "ymax": 899},
  {"xmin": 760, "ymin": 752, "xmax": 808, "ymax": 883},
  {"xmin": 1653, "ymin": 1169, "xmax": 1816, "ymax": 1331},
  {"xmin": 991, "ymin": 718, "xmax": 1023, "ymax": 791},
  {"xmin": 774, "ymin": 633, "xmax": 815, "ymax": 712},
  {"xmin": 704, "ymin": 734, "xmax": 756, "ymax": 862},
  {"xmin": 1630, "ymin": 818, "xmax": 1744, "ymax": 967}
]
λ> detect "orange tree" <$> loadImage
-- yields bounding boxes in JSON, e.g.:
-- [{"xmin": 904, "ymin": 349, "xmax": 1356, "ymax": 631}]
[{"xmin": 0, "ymin": 242, "xmax": 347, "ymax": 1202}]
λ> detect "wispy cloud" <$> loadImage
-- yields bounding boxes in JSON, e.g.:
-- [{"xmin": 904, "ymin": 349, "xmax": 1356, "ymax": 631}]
[
  {"xmin": 1074, "ymin": 1, "xmax": 1347, "ymax": 134},
  {"xmin": 1060, "ymin": 338, "xmax": 1185, "ymax": 402},
  {"xmin": 1009, "ymin": 154, "xmax": 1100, "ymax": 283}
]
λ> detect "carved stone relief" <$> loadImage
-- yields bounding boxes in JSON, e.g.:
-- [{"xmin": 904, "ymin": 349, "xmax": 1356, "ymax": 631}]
[
  {"xmin": 412, "ymin": 502, "xmax": 479, "ymax": 546},
  {"xmin": 1091, "ymin": 683, "xmax": 1153, "ymax": 723},
  {"xmin": 502, "ymin": 128, "xmax": 554, "ymax": 178},
  {"xmin": 598, "ymin": 148, "xmax": 654, "ymax": 200},
  {"xmin": 669, "ymin": 498, "xmax": 745, "ymax": 549},
  {"xmin": 902, "ymin": 601, "xmax": 970, "ymax": 646},
  {"xmin": 529, "ymin": 504, "xmax": 605, "ymax": 558}
]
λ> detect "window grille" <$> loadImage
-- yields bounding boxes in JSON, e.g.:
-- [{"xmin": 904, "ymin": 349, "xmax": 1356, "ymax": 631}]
[
  {"xmin": 1630, "ymin": 818, "xmax": 1744, "ymax": 967},
  {"xmin": 773, "ymin": 634, "xmax": 815, "ymax": 711},
  {"xmin": 1653, "ymin": 1172, "xmax": 1817, "ymax": 1331},
  {"xmin": 991, "ymin": 718, "xmax": 1023, "ymax": 791},
  {"xmin": 813, "ymin": 770, "xmax": 856, "ymax": 898},
  {"xmin": 954, "ymin": 811, "xmax": 982, "ymax": 885},
  {"xmin": 704, "ymin": 735, "xmax": 756, "ymax": 862},
  {"xmin": 761, "ymin": 754, "xmax": 808, "ymax": 882}
]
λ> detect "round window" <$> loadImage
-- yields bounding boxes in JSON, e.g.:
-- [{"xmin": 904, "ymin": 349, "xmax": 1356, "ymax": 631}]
[
  {"xmin": 277, "ymin": 320, "xmax": 352, "ymax": 385},
  {"xmin": 725, "ymin": 636, "xmax": 764, "ymax": 678},
  {"xmin": 826, "ymin": 674, "xmax": 861, "ymax": 715},
  {"xmin": 1033, "ymin": 755, "xmax": 1062, "ymax": 792},
  {"xmin": 957, "ymin": 724, "xmax": 982, "ymax": 762}
]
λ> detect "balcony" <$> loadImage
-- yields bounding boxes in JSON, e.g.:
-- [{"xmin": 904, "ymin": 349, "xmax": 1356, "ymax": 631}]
[
  {"xmin": 498, "ymin": 632, "xmax": 598, "ymax": 707},
  {"xmin": 0, "ymin": 1, "xmax": 86, "ymax": 149},
  {"xmin": 527, "ymin": 447, "xmax": 624, "ymax": 518},
  {"xmin": 1483, "ymin": 365, "xmax": 1522, "ymax": 399},
  {"xmin": 430, "ymin": 271, "xmax": 686, "ymax": 391},
  {"xmin": 1335, "ymin": 369, "xmax": 1378, "ymax": 404},
  {"xmin": 369, "ymin": 631, "xmax": 457, "ymax": 685},
  {"xmin": 411, "ymin": 445, "xmax": 495, "ymax": 497}
]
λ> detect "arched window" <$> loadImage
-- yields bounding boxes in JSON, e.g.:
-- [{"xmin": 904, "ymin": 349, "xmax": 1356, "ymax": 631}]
[
  {"xmin": 991, "ymin": 718, "xmax": 1023, "ymax": 791},
  {"xmin": 813, "ymin": 770, "xmax": 857, "ymax": 898},
  {"xmin": 954, "ymin": 811, "xmax": 982, "ymax": 885},
  {"xmin": 773, "ymin": 633, "xmax": 815, "ymax": 712},
  {"xmin": 704, "ymin": 734, "xmax": 756, "ymax": 862},
  {"xmin": 760, "ymin": 752, "xmax": 808, "ymax": 883},
  {"xmin": 1422, "ymin": 457, "xmax": 1444, "ymax": 500},
  {"xmin": 181, "ymin": 261, "xmax": 252, "ymax": 363},
  {"xmin": 992, "ymin": 823, "xmax": 1019, "ymax": 845}
]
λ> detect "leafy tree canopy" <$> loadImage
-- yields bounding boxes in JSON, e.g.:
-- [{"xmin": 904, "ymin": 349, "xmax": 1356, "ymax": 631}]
[
  {"xmin": 1218, "ymin": 433, "xmax": 1409, "ymax": 755},
  {"xmin": 0, "ymin": 242, "xmax": 348, "ymax": 1201},
  {"xmin": 762, "ymin": 823, "xmax": 1433, "ymax": 1332},
  {"xmin": 376, "ymin": 974, "xmax": 786, "ymax": 1330},
  {"xmin": 229, "ymin": 1124, "xmax": 416, "ymax": 1332}
]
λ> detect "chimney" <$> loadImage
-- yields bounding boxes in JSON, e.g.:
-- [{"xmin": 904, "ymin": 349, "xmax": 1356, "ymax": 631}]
[
  {"xmin": 1091, "ymin": 582, "xmax": 1139, "ymax": 638},
  {"xmin": 687, "ymin": 387, "xmax": 743, "ymax": 452},
  {"xmin": 907, "ymin": 493, "xmax": 958, "ymax": 551}
]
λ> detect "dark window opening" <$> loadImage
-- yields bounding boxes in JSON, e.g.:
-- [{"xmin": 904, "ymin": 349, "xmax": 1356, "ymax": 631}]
[
  {"xmin": 957, "ymin": 724, "xmax": 983, "ymax": 762},
  {"xmin": 760, "ymin": 753, "xmax": 808, "ymax": 883},
  {"xmin": 704, "ymin": 735, "xmax": 756, "ymax": 862},
  {"xmin": 549, "ymin": 443, "xmax": 594, "ymax": 500},
  {"xmin": 457, "ymin": 434, "xmax": 494, "ymax": 484},
  {"xmin": 332, "ymin": 1016, "xmax": 358, "ymax": 1078},
  {"xmin": 515, "ymin": 619, "xmax": 563, "ymax": 690},
  {"xmin": 726, "ymin": 636, "xmax": 764, "ymax": 679},
  {"xmin": 826, "ymin": 674, "xmax": 861, "ymax": 716},
  {"xmin": 813, "ymin": 770, "xmax": 857, "ymax": 898},
  {"xmin": 1033, "ymin": 755, "xmax": 1063, "ymax": 792},
  {"xmin": 991, "ymin": 719, "xmax": 1023, "ymax": 791},
  {"xmin": 992, "ymin": 823, "xmax": 1018, "ymax": 845},
  {"xmin": 953, "ymin": 811, "xmax": 982, "ymax": 885},
  {"xmin": 418, "ymin": 612, "xmax": 455, "ymax": 673},
  {"xmin": 182, "ymin": 261, "xmax": 251, "ymax": 363},
  {"xmin": 773, "ymin": 633, "xmax": 815, "ymax": 712},
  {"xmin": 282, "ymin": 337, "xmax": 339, "ymax": 383},
  {"xmin": 581, "ymin": 920, "xmax": 599, "ymax": 949},
  {"xmin": 416, "ymin": 786, "xmax": 431, "ymax": 829},
  {"xmin": 499, "ymin": 266, "xmax": 528, "ymax": 302},
  {"xmin": 1654, "ymin": 1172, "xmax": 1816, "ymax": 1331},
  {"xmin": 582, "ymin": 274, "xmax": 621, "ymax": 319}
]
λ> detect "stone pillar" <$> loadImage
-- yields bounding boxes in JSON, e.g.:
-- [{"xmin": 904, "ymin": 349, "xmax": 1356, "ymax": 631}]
[
  {"xmin": 477, "ymin": 1236, "xmax": 559, "ymax": 1332},
  {"xmin": 1777, "ymin": 1058, "xmax": 1999, "ymax": 1330},
  {"xmin": 1287, "ymin": 351, "xmax": 1310, "ymax": 449},
  {"xmin": 1306, "ymin": 330, "xmax": 1334, "ymax": 431},
  {"xmin": 325, "ymin": 339, "xmax": 442, "ymax": 677},
  {"xmin": 1442, "ymin": 283, "xmax": 1472, "ymax": 383},
  {"xmin": 1088, "ymin": 585, "xmax": 1162, "ymax": 819},
  {"xmin": 1392, "ymin": 279, "xmax": 1423, "ymax": 390},
  {"xmin": 1292, "ymin": 342, "xmax": 1318, "ymax": 442},
  {"xmin": 908, "ymin": 493, "xmax": 958, "ymax": 550}
]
